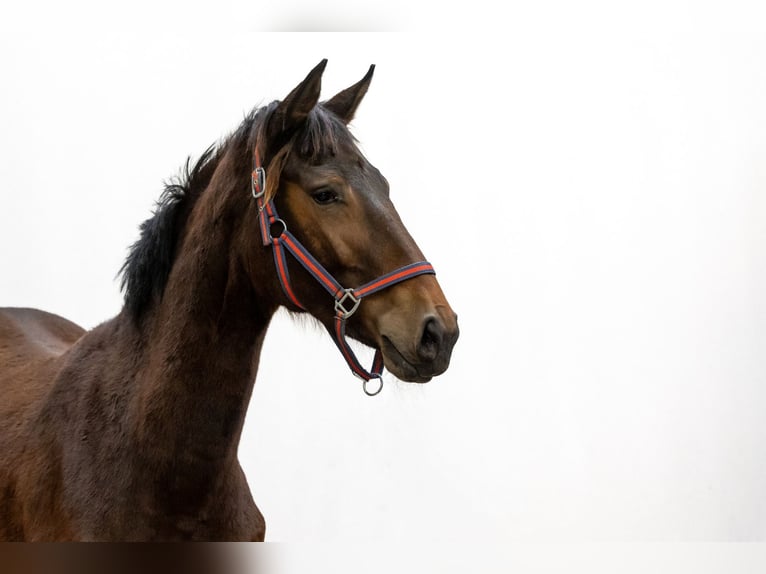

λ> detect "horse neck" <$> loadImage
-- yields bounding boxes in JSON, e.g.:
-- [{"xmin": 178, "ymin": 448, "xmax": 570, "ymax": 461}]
[{"xmin": 131, "ymin": 153, "xmax": 275, "ymax": 473}]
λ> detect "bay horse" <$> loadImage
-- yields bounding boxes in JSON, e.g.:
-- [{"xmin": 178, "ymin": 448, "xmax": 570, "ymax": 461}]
[{"xmin": 0, "ymin": 60, "xmax": 458, "ymax": 541}]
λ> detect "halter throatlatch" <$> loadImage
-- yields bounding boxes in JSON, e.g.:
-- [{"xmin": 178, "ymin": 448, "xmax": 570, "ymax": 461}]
[{"xmin": 252, "ymin": 150, "xmax": 435, "ymax": 396}]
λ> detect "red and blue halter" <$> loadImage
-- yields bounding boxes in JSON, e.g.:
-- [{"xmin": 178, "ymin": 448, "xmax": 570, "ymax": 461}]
[{"xmin": 251, "ymin": 151, "xmax": 435, "ymax": 396}]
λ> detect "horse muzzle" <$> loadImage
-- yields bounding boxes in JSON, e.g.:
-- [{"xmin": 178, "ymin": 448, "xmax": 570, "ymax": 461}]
[{"xmin": 380, "ymin": 309, "xmax": 459, "ymax": 383}]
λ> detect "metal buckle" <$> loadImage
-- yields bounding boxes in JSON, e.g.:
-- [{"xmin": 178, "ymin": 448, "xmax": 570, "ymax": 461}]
[
  {"xmin": 334, "ymin": 289, "xmax": 361, "ymax": 319},
  {"xmin": 251, "ymin": 167, "xmax": 266, "ymax": 199}
]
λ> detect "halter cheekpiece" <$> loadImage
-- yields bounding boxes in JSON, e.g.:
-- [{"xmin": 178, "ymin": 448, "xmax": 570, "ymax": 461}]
[{"xmin": 251, "ymin": 149, "xmax": 435, "ymax": 396}]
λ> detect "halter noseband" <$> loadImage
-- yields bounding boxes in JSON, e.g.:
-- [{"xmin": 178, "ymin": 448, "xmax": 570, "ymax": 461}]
[{"xmin": 251, "ymin": 150, "xmax": 435, "ymax": 396}]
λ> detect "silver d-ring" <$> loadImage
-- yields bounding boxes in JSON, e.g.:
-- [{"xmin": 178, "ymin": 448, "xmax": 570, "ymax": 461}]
[{"xmin": 363, "ymin": 376, "xmax": 384, "ymax": 397}]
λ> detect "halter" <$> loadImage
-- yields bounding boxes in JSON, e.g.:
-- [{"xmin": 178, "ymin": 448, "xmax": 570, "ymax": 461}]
[{"xmin": 251, "ymin": 150, "xmax": 435, "ymax": 396}]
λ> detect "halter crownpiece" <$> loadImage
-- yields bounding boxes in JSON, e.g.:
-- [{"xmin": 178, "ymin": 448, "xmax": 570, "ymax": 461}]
[{"xmin": 251, "ymin": 150, "xmax": 435, "ymax": 396}]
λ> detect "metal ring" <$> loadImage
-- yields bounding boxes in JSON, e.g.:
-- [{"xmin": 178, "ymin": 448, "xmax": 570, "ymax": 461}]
[
  {"xmin": 363, "ymin": 376, "xmax": 384, "ymax": 397},
  {"xmin": 334, "ymin": 289, "xmax": 361, "ymax": 320},
  {"xmin": 269, "ymin": 218, "xmax": 287, "ymax": 239}
]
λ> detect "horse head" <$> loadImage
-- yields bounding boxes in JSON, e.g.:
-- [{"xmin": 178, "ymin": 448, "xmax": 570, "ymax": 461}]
[{"xmin": 248, "ymin": 60, "xmax": 459, "ymax": 388}]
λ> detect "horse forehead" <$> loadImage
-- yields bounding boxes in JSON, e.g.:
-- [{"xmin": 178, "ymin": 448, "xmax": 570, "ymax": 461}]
[
  {"xmin": 345, "ymin": 158, "xmax": 385, "ymax": 188},
  {"xmin": 301, "ymin": 154, "xmax": 386, "ymax": 191}
]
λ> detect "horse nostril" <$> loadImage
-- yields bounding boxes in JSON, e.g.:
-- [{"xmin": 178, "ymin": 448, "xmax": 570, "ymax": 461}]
[{"xmin": 418, "ymin": 317, "xmax": 443, "ymax": 362}]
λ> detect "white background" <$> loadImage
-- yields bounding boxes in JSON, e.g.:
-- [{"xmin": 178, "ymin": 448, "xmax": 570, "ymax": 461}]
[{"xmin": 1, "ymin": 0, "xmax": 765, "ymax": 552}]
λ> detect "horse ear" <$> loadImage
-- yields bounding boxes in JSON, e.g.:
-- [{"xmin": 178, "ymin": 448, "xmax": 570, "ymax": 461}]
[
  {"xmin": 323, "ymin": 64, "xmax": 375, "ymax": 124},
  {"xmin": 268, "ymin": 59, "xmax": 327, "ymax": 140}
]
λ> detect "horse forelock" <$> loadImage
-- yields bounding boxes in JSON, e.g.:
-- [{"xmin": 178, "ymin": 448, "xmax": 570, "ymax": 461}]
[
  {"xmin": 300, "ymin": 105, "xmax": 358, "ymax": 162},
  {"xmin": 252, "ymin": 102, "xmax": 359, "ymax": 203}
]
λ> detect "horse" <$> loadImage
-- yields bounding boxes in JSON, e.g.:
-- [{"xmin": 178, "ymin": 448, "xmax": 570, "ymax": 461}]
[{"xmin": 0, "ymin": 60, "xmax": 459, "ymax": 541}]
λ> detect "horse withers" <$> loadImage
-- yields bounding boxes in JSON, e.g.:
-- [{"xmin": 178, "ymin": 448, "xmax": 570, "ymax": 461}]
[{"xmin": 0, "ymin": 60, "xmax": 459, "ymax": 541}]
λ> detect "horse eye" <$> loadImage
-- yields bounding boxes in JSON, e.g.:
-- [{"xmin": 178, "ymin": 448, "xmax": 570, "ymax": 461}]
[{"xmin": 311, "ymin": 188, "xmax": 338, "ymax": 205}]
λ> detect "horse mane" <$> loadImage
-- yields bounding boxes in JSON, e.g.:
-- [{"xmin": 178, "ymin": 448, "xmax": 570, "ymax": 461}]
[
  {"xmin": 119, "ymin": 144, "xmax": 220, "ymax": 319},
  {"xmin": 119, "ymin": 103, "xmax": 357, "ymax": 320}
]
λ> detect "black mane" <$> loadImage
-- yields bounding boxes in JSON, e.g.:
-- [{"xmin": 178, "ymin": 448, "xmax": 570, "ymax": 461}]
[
  {"xmin": 120, "ymin": 103, "xmax": 356, "ymax": 319},
  {"xmin": 119, "ymin": 144, "xmax": 220, "ymax": 319}
]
